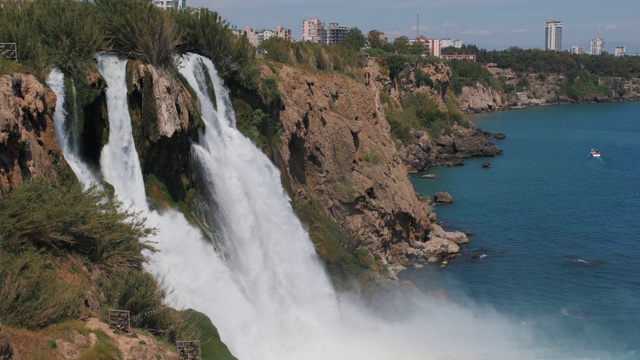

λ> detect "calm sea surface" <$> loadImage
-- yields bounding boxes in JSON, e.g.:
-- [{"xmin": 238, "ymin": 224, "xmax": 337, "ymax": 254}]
[{"xmin": 404, "ymin": 102, "xmax": 640, "ymax": 359}]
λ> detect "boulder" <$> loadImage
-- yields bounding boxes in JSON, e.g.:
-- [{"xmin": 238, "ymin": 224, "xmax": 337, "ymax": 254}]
[
  {"xmin": 0, "ymin": 326, "xmax": 14, "ymax": 360},
  {"xmin": 434, "ymin": 192, "xmax": 453, "ymax": 203}
]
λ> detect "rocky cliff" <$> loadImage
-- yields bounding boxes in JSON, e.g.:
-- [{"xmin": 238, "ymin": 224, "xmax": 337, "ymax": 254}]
[
  {"xmin": 267, "ymin": 60, "xmax": 466, "ymax": 276},
  {"xmin": 0, "ymin": 73, "xmax": 65, "ymax": 194},
  {"xmin": 398, "ymin": 124, "xmax": 504, "ymax": 173},
  {"xmin": 456, "ymin": 67, "xmax": 640, "ymax": 112},
  {"xmin": 126, "ymin": 61, "xmax": 198, "ymax": 203}
]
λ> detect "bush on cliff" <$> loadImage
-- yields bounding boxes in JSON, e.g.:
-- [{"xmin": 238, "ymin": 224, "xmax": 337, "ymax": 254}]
[
  {"xmin": 96, "ymin": 0, "xmax": 182, "ymax": 69},
  {"xmin": 261, "ymin": 37, "xmax": 366, "ymax": 74},
  {"xmin": 0, "ymin": 179, "xmax": 163, "ymax": 330}
]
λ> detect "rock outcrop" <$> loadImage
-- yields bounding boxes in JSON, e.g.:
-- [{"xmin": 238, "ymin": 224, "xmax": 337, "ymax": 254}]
[
  {"xmin": 127, "ymin": 61, "xmax": 198, "ymax": 201},
  {"xmin": 0, "ymin": 325, "xmax": 14, "ymax": 360},
  {"xmin": 0, "ymin": 73, "xmax": 65, "ymax": 193},
  {"xmin": 398, "ymin": 123, "xmax": 503, "ymax": 173},
  {"xmin": 458, "ymin": 82, "xmax": 503, "ymax": 112},
  {"xmin": 268, "ymin": 60, "xmax": 463, "ymax": 275}
]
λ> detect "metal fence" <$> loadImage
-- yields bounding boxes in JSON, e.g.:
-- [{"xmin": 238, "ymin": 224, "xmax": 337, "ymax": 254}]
[{"xmin": 0, "ymin": 43, "xmax": 17, "ymax": 61}]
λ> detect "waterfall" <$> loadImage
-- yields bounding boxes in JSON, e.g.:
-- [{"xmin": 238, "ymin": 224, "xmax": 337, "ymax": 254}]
[
  {"xmin": 45, "ymin": 68, "xmax": 98, "ymax": 186},
  {"xmin": 51, "ymin": 52, "xmax": 534, "ymax": 360},
  {"xmin": 95, "ymin": 53, "xmax": 147, "ymax": 206}
]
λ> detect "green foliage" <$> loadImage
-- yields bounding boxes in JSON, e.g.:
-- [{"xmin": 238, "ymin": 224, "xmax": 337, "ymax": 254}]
[
  {"xmin": 100, "ymin": 270, "xmax": 176, "ymax": 336},
  {"xmin": 260, "ymin": 77, "xmax": 281, "ymax": 105},
  {"xmin": 344, "ymin": 27, "xmax": 365, "ymax": 51},
  {"xmin": 176, "ymin": 309, "xmax": 237, "ymax": 360},
  {"xmin": 95, "ymin": 0, "xmax": 181, "ymax": 69},
  {"xmin": 557, "ymin": 70, "xmax": 611, "ymax": 100},
  {"xmin": 293, "ymin": 196, "xmax": 365, "ymax": 291},
  {"xmin": 172, "ymin": 8, "xmax": 257, "ymax": 88},
  {"xmin": 449, "ymin": 60, "xmax": 494, "ymax": 95},
  {"xmin": 385, "ymin": 93, "xmax": 467, "ymax": 144},
  {"xmin": 0, "ymin": 178, "xmax": 154, "ymax": 271},
  {"xmin": 261, "ymin": 37, "xmax": 366, "ymax": 73},
  {"xmin": 366, "ymin": 30, "xmax": 385, "ymax": 49},
  {"xmin": 473, "ymin": 47, "xmax": 640, "ymax": 78},
  {"xmin": 368, "ymin": 50, "xmax": 440, "ymax": 81},
  {"xmin": 414, "ymin": 68, "xmax": 434, "ymax": 88},
  {"xmin": 77, "ymin": 330, "xmax": 123, "ymax": 360},
  {"xmin": 0, "ymin": 250, "xmax": 86, "ymax": 329},
  {"xmin": 0, "ymin": 0, "xmax": 107, "ymax": 76}
]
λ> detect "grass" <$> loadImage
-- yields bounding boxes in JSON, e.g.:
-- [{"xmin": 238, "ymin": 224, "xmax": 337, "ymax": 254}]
[{"xmin": 175, "ymin": 309, "xmax": 237, "ymax": 360}]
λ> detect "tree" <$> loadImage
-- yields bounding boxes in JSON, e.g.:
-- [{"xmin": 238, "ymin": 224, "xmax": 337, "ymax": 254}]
[
  {"xmin": 393, "ymin": 36, "xmax": 410, "ymax": 54},
  {"xmin": 345, "ymin": 27, "xmax": 365, "ymax": 50},
  {"xmin": 367, "ymin": 30, "xmax": 384, "ymax": 49}
]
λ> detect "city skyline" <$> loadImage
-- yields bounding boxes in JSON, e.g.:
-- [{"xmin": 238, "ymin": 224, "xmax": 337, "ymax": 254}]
[{"xmin": 188, "ymin": 0, "xmax": 640, "ymax": 53}]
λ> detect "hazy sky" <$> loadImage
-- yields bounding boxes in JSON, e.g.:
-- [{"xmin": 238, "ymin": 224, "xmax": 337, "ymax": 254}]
[{"xmin": 189, "ymin": 0, "xmax": 640, "ymax": 53}]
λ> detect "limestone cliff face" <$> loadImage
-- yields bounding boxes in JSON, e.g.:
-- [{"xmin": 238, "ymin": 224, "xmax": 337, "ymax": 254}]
[
  {"xmin": 268, "ymin": 61, "xmax": 463, "ymax": 273},
  {"xmin": 127, "ymin": 61, "xmax": 198, "ymax": 201},
  {"xmin": 0, "ymin": 73, "xmax": 65, "ymax": 193},
  {"xmin": 458, "ymin": 82, "xmax": 503, "ymax": 113}
]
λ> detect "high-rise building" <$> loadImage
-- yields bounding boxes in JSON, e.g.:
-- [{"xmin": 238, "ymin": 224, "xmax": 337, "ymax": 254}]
[
  {"xmin": 614, "ymin": 46, "xmax": 626, "ymax": 57},
  {"xmin": 275, "ymin": 26, "xmax": 292, "ymax": 41},
  {"xmin": 590, "ymin": 38, "xmax": 605, "ymax": 55},
  {"xmin": 545, "ymin": 20, "xmax": 563, "ymax": 51},
  {"xmin": 323, "ymin": 23, "xmax": 350, "ymax": 45},
  {"xmin": 302, "ymin": 18, "xmax": 324, "ymax": 43}
]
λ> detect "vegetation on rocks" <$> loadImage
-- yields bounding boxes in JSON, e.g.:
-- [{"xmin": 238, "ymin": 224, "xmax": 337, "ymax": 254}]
[{"xmin": 0, "ymin": 178, "xmax": 235, "ymax": 358}]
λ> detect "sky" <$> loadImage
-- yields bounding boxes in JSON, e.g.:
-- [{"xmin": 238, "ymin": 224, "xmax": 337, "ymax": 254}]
[{"xmin": 188, "ymin": 0, "xmax": 640, "ymax": 54}]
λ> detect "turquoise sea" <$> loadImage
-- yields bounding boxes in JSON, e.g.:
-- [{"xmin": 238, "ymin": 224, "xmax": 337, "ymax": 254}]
[{"xmin": 404, "ymin": 102, "xmax": 640, "ymax": 358}]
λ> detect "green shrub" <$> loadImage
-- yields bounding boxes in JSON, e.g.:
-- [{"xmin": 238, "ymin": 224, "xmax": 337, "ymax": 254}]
[
  {"xmin": 0, "ymin": 178, "xmax": 154, "ymax": 271},
  {"xmin": 176, "ymin": 309, "xmax": 237, "ymax": 360},
  {"xmin": 100, "ymin": 270, "xmax": 175, "ymax": 336},
  {"xmin": 0, "ymin": 251, "xmax": 86, "ymax": 329},
  {"xmin": 95, "ymin": 0, "xmax": 182, "ymax": 69}
]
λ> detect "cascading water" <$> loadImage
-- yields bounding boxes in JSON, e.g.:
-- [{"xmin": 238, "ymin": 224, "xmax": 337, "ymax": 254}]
[
  {"xmin": 52, "ymin": 52, "xmax": 538, "ymax": 360},
  {"xmin": 45, "ymin": 68, "xmax": 98, "ymax": 186}
]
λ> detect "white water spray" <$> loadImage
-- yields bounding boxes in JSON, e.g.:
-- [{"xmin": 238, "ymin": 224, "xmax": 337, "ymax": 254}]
[
  {"xmin": 45, "ymin": 68, "xmax": 98, "ymax": 185},
  {"xmin": 54, "ymin": 52, "xmax": 537, "ymax": 360}
]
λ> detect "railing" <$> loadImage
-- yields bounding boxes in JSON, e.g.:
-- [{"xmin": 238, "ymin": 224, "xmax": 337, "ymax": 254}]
[{"xmin": 0, "ymin": 43, "xmax": 17, "ymax": 61}]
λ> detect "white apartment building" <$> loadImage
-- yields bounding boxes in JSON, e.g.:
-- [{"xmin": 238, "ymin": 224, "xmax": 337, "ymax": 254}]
[
  {"xmin": 302, "ymin": 18, "xmax": 324, "ymax": 43},
  {"xmin": 440, "ymin": 38, "xmax": 463, "ymax": 49},
  {"xmin": 150, "ymin": 0, "xmax": 184, "ymax": 10},
  {"xmin": 614, "ymin": 46, "xmax": 626, "ymax": 57},
  {"xmin": 569, "ymin": 45, "xmax": 583, "ymax": 54},
  {"xmin": 590, "ymin": 38, "xmax": 605, "ymax": 55},
  {"xmin": 545, "ymin": 20, "xmax": 563, "ymax": 51},
  {"xmin": 428, "ymin": 39, "xmax": 442, "ymax": 57}
]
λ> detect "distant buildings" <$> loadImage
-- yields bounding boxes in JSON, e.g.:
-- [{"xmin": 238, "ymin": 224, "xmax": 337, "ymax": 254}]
[
  {"xmin": 275, "ymin": 26, "xmax": 292, "ymax": 41},
  {"xmin": 590, "ymin": 38, "xmax": 605, "ymax": 55},
  {"xmin": 302, "ymin": 18, "xmax": 324, "ymax": 43},
  {"xmin": 323, "ymin": 23, "xmax": 349, "ymax": 45},
  {"xmin": 149, "ymin": 0, "xmax": 184, "ymax": 10},
  {"xmin": 569, "ymin": 45, "xmax": 583, "ymax": 55},
  {"xmin": 302, "ymin": 18, "xmax": 351, "ymax": 45},
  {"xmin": 440, "ymin": 38, "xmax": 463, "ymax": 49},
  {"xmin": 242, "ymin": 26, "xmax": 292, "ymax": 47},
  {"xmin": 427, "ymin": 39, "xmax": 442, "ymax": 57},
  {"xmin": 614, "ymin": 46, "xmax": 626, "ymax": 57},
  {"xmin": 441, "ymin": 54, "xmax": 476, "ymax": 61},
  {"xmin": 545, "ymin": 20, "xmax": 563, "ymax": 51}
]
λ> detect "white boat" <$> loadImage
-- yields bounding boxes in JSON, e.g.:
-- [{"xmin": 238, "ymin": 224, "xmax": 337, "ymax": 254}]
[{"xmin": 590, "ymin": 148, "xmax": 601, "ymax": 157}]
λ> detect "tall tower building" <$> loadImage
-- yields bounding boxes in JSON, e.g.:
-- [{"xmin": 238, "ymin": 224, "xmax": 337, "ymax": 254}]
[
  {"xmin": 545, "ymin": 20, "xmax": 563, "ymax": 51},
  {"xmin": 590, "ymin": 38, "xmax": 605, "ymax": 55},
  {"xmin": 302, "ymin": 18, "xmax": 324, "ymax": 43}
]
